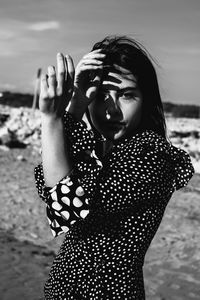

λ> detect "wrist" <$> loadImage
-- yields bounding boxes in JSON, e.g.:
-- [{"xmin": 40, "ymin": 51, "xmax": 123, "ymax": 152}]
[
  {"xmin": 41, "ymin": 113, "xmax": 63, "ymax": 128},
  {"xmin": 68, "ymin": 100, "xmax": 88, "ymax": 121}
]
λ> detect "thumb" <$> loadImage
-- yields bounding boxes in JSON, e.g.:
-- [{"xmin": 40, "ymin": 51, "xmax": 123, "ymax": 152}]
[{"xmin": 86, "ymin": 69, "xmax": 103, "ymax": 100}]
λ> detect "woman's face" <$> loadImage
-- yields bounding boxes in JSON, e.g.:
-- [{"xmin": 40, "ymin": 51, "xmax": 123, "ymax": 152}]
[{"xmin": 88, "ymin": 65, "xmax": 143, "ymax": 141}]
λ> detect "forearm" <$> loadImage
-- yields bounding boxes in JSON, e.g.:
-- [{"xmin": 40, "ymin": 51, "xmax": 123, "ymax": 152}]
[{"xmin": 41, "ymin": 115, "xmax": 72, "ymax": 187}]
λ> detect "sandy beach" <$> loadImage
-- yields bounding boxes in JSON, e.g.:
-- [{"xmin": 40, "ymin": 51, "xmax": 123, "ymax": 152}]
[{"xmin": 0, "ymin": 113, "xmax": 200, "ymax": 299}]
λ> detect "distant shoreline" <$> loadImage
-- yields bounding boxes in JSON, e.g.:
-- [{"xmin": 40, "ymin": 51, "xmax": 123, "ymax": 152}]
[{"xmin": 0, "ymin": 91, "xmax": 199, "ymax": 118}]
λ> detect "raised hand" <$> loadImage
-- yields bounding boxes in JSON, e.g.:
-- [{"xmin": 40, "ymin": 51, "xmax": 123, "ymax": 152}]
[
  {"xmin": 68, "ymin": 49, "xmax": 105, "ymax": 120},
  {"xmin": 39, "ymin": 53, "xmax": 75, "ymax": 119}
]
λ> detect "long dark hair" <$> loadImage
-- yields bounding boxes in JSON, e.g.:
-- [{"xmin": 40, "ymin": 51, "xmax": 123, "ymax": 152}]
[{"xmin": 90, "ymin": 35, "xmax": 166, "ymax": 138}]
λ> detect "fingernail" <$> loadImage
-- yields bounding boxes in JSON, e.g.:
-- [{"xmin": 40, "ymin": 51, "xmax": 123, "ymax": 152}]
[{"xmin": 48, "ymin": 65, "xmax": 55, "ymax": 73}]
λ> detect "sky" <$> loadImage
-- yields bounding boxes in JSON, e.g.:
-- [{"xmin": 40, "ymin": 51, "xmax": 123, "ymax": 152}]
[{"xmin": 0, "ymin": 0, "xmax": 200, "ymax": 105}]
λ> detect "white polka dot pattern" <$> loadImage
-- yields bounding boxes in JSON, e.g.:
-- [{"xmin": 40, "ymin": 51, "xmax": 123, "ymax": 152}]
[
  {"xmin": 34, "ymin": 112, "xmax": 194, "ymax": 299},
  {"xmin": 35, "ymin": 164, "xmax": 95, "ymax": 237}
]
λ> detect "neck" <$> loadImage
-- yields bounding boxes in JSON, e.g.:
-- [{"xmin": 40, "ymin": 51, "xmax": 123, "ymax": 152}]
[{"xmin": 102, "ymin": 139, "xmax": 113, "ymax": 157}]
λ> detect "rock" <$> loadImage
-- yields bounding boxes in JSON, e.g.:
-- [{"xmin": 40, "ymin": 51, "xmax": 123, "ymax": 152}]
[
  {"xmin": 16, "ymin": 155, "xmax": 26, "ymax": 161},
  {"xmin": 0, "ymin": 113, "xmax": 10, "ymax": 126},
  {"xmin": 29, "ymin": 232, "xmax": 38, "ymax": 239},
  {"xmin": 5, "ymin": 140, "xmax": 27, "ymax": 148},
  {"xmin": 0, "ymin": 104, "xmax": 41, "ymax": 151},
  {"xmin": 0, "ymin": 104, "xmax": 200, "ymax": 173},
  {"xmin": 0, "ymin": 145, "xmax": 10, "ymax": 151}
]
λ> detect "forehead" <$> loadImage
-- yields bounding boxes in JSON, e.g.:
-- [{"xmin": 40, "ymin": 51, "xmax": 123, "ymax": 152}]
[{"xmin": 101, "ymin": 64, "xmax": 137, "ymax": 90}]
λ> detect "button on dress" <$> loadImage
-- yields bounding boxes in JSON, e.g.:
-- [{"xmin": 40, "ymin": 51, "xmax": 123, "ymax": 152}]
[{"xmin": 35, "ymin": 112, "xmax": 194, "ymax": 299}]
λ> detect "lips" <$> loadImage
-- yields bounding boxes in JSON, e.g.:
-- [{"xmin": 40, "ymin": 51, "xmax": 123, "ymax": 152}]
[{"xmin": 106, "ymin": 121, "xmax": 125, "ymax": 130}]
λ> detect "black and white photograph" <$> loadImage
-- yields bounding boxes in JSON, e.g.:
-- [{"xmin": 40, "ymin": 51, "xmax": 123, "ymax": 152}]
[{"xmin": 0, "ymin": 0, "xmax": 199, "ymax": 299}]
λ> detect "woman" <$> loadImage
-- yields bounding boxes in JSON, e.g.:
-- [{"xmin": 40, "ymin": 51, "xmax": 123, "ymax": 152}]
[{"xmin": 35, "ymin": 36, "xmax": 194, "ymax": 299}]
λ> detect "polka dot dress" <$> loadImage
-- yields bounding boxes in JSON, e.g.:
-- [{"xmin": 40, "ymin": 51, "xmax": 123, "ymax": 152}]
[{"xmin": 34, "ymin": 112, "xmax": 194, "ymax": 299}]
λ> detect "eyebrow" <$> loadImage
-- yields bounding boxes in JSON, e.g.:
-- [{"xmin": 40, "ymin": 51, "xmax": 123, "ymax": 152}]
[
  {"xmin": 100, "ymin": 86, "xmax": 138, "ymax": 93},
  {"xmin": 118, "ymin": 87, "xmax": 138, "ymax": 93}
]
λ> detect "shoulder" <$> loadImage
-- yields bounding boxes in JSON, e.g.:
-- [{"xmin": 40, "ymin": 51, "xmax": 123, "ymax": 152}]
[
  {"xmin": 126, "ymin": 130, "xmax": 171, "ymax": 157},
  {"xmin": 127, "ymin": 130, "xmax": 194, "ymax": 189}
]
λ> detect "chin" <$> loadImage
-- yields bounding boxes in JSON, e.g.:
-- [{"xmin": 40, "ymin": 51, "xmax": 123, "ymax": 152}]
[{"xmin": 104, "ymin": 130, "xmax": 125, "ymax": 141}]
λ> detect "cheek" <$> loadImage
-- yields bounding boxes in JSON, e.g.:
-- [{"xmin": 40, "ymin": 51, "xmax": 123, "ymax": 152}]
[
  {"xmin": 88, "ymin": 101, "xmax": 106, "ymax": 126},
  {"xmin": 125, "ymin": 101, "xmax": 143, "ymax": 128}
]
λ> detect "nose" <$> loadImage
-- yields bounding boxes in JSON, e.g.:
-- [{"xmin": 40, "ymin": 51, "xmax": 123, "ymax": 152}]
[{"xmin": 106, "ymin": 92, "xmax": 121, "ymax": 116}]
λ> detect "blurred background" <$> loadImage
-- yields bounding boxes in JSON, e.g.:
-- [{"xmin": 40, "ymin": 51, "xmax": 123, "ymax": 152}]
[
  {"xmin": 0, "ymin": 0, "xmax": 200, "ymax": 105},
  {"xmin": 0, "ymin": 0, "xmax": 199, "ymax": 299}
]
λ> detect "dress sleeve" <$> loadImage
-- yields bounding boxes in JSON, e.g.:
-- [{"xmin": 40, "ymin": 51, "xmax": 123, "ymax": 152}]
[
  {"xmin": 145, "ymin": 132, "xmax": 195, "ymax": 191},
  {"xmin": 104, "ymin": 131, "xmax": 195, "ymax": 212},
  {"xmin": 170, "ymin": 146, "xmax": 195, "ymax": 190},
  {"xmin": 34, "ymin": 111, "xmax": 103, "ymax": 237},
  {"xmin": 128, "ymin": 131, "xmax": 194, "ymax": 201},
  {"xmin": 62, "ymin": 111, "xmax": 96, "ymax": 163}
]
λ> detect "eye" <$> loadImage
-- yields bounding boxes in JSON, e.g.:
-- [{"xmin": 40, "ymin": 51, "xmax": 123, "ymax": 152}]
[
  {"xmin": 120, "ymin": 92, "xmax": 135, "ymax": 100},
  {"xmin": 120, "ymin": 91, "xmax": 141, "ymax": 101}
]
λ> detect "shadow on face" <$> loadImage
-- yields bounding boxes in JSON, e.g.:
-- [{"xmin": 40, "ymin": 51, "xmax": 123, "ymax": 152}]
[{"xmin": 88, "ymin": 65, "xmax": 143, "ymax": 142}]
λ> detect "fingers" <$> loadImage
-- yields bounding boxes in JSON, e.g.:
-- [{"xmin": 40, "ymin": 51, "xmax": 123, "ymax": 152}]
[
  {"xmin": 81, "ymin": 58, "xmax": 104, "ymax": 66},
  {"xmin": 73, "ymin": 50, "xmax": 106, "ymax": 102},
  {"xmin": 56, "ymin": 53, "xmax": 65, "ymax": 94},
  {"xmin": 40, "ymin": 74, "xmax": 48, "ymax": 98},
  {"xmin": 83, "ymin": 52, "xmax": 105, "ymax": 60},
  {"xmin": 77, "ymin": 60, "xmax": 104, "ymax": 72},
  {"xmin": 86, "ymin": 69, "xmax": 103, "ymax": 99},
  {"xmin": 79, "ymin": 65, "xmax": 104, "ymax": 72},
  {"xmin": 47, "ymin": 66, "xmax": 56, "ymax": 97},
  {"xmin": 65, "ymin": 54, "xmax": 75, "ymax": 78},
  {"xmin": 65, "ymin": 55, "xmax": 75, "ymax": 99},
  {"xmin": 39, "ymin": 53, "xmax": 75, "ymax": 116},
  {"xmin": 77, "ymin": 50, "xmax": 105, "ymax": 70},
  {"xmin": 65, "ymin": 55, "xmax": 75, "ymax": 84},
  {"xmin": 42, "ymin": 53, "xmax": 74, "ymax": 99}
]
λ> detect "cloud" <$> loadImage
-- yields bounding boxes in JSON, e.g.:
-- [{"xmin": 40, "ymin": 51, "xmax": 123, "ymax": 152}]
[
  {"xmin": 0, "ymin": 35, "xmax": 41, "ymax": 57},
  {"xmin": 0, "ymin": 28, "xmax": 15, "ymax": 40},
  {"xmin": 28, "ymin": 21, "xmax": 60, "ymax": 31},
  {"xmin": 0, "ymin": 19, "xmax": 60, "ymax": 57}
]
